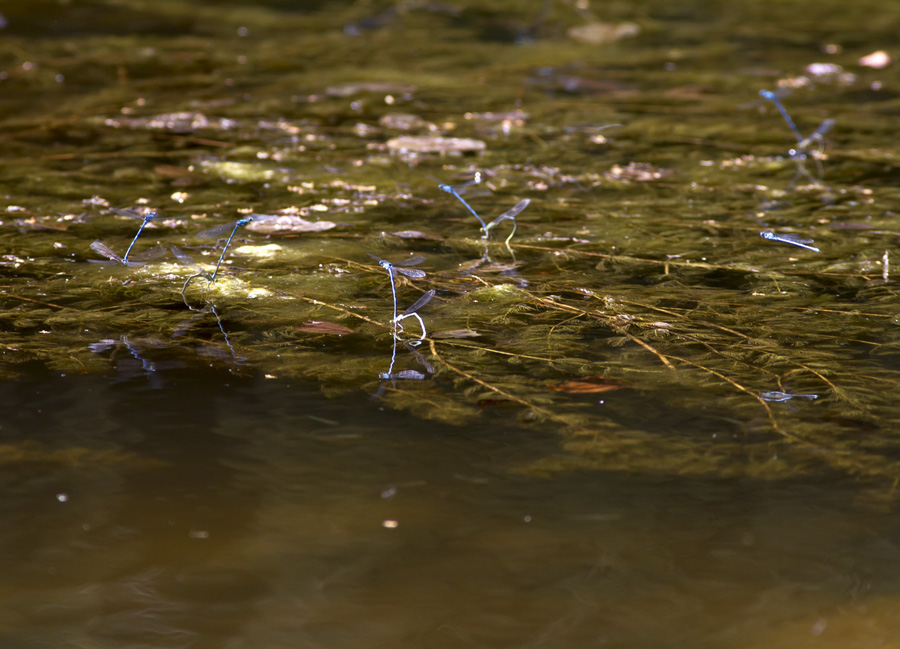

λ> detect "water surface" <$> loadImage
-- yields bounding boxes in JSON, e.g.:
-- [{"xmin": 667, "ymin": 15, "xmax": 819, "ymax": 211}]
[{"xmin": 2, "ymin": 0, "xmax": 900, "ymax": 646}]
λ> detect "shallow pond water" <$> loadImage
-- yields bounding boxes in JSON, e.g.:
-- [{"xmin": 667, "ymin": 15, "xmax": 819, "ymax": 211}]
[{"xmin": 3, "ymin": 0, "xmax": 900, "ymax": 646}]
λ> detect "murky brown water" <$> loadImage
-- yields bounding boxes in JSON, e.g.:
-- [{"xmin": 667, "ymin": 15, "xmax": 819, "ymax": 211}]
[
  {"xmin": 3, "ymin": 0, "xmax": 900, "ymax": 646},
  {"xmin": 4, "ymin": 369, "xmax": 900, "ymax": 648}
]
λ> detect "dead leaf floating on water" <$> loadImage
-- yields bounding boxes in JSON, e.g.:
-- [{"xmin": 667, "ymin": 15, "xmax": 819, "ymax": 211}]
[
  {"xmin": 105, "ymin": 112, "xmax": 239, "ymax": 131},
  {"xmin": 295, "ymin": 321, "xmax": 354, "ymax": 335},
  {"xmin": 567, "ymin": 21, "xmax": 640, "ymax": 45},
  {"xmin": 550, "ymin": 376, "xmax": 624, "ymax": 394},
  {"xmin": 154, "ymin": 164, "xmax": 193, "ymax": 179},
  {"xmin": 246, "ymin": 214, "xmax": 336, "ymax": 234},
  {"xmin": 389, "ymin": 230, "xmax": 444, "ymax": 241},
  {"xmin": 379, "ymin": 113, "xmax": 436, "ymax": 132},
  {"xmin": 325, "ymin": 82, "xmax": 416, "ymax": 98},
  {"xmin": 464, "ymin": 109, "xmax": 529, "ymax": 124},
  {"xmin": 386, "ymin": 136, "xmax": 486, "ymax": 154},
  {"xmin": 604, "ymin": 162, "xmax": 674, "ymax": 182}
]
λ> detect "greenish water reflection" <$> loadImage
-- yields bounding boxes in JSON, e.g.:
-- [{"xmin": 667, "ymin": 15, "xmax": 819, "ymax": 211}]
[{"xmin": 3, "ymin": 0, "xmax": 900, "ymax": 644}]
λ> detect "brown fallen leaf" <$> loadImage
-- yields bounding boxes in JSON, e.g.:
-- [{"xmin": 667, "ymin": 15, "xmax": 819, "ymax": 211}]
[
  {"xmin": 549, "ymin": 376, "xmax": 623, "ymax": 394},
  {"xmin": 295, "ymin": 321, "xmax": 354, "ymax": 335}
]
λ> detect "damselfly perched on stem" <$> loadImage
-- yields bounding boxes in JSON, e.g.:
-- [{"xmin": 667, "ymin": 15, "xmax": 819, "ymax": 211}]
[
  {"xmin": 110, "ymin": 208, "xmax": 158, "ymax": 262},
  {"xmin": 368, "ymin": 253, "xmax": 427, "ymax": 332},
  {"xmin": 181, "ymin": 217, "xmax": 253, "ymax": 295},
  {"xmin": 439, "ymin": 181, "xmax": 530, "ymax": 245},
  {"xmin": 757, "ymin": 89, "xmax": 835, "ymax": 185}
]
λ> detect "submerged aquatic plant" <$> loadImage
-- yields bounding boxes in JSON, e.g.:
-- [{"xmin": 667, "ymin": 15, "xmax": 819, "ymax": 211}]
[{"xmin": 5, "ymin": 10, "xmax": 900, "ymax": 493}]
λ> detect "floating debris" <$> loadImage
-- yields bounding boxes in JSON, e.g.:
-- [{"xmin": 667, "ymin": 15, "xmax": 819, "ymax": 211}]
[
  {"xmin": 388, "ymin": 230, "xmax": 445, "ymax": 241},
  {"xmin": 859, "ymin": 50, "xmax": 891, "ymax": 69},
  {"xmin": 378, "ymin": 113, "xmax": 436, "ymax": 131},
  {"xmin": 295, "ymin": 321, "xmax": 355, "ymax": 335},
  {"xmin": 246, "ymin": 214, "xmax": 336, "ymax": 235},
  {"xmin": 104, "ymin": 112, "xmax": 239, "ymax": 132},
  {"xmin": 567, "ymin": 21, "xmax": 640, "ymax": 45},
  {"xmin": 464, "ymin": 109, "xmax": 529, "ymax": 123},
  {"xmin": 387, "ymin": 135, "xmax": 486, "ymax": 154},
  {"xmin": 325, "ymin": 82, "xmax": 416, "ymax": 98},
  {"xmin": 604, "ymin": 162, "xmax": 674, "ymax": 182},
  {"xmin": 550, "ymin": 376, "xmax": 624, "ymax": 394},
  {"xmin": 233, "ymin": 244, "xmax": 283, "ymax": 258}
]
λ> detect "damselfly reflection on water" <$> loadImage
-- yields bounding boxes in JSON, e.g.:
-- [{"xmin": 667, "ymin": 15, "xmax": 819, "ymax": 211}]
[
  {"xmin": 760, "ymin": 231, "xmax": 820, "ymax": 253},
  {"xmin": 368, "ymin": 253, "xmax": 427, "ymax": 330},
  {"xmin": 761, "ymin": 390, "xmax": 819, "ymax": 402},
  {"xmin": 173, "ymin": 298, "xmax": 244, "ymax": 362},
  {"xmin": 181, "ymin": 217, "xmax": 253, "ymax": 295},
  {"xmin": 375, "ymin": 289, "xmax": 434, "ymax": 391},
  {"xmin": 377, "ymin": 338, "xmax": 433, "ymax": 384},
  {"xmin": 88, "ymin": 335, "xmax": 185, "ymax": 387}
]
